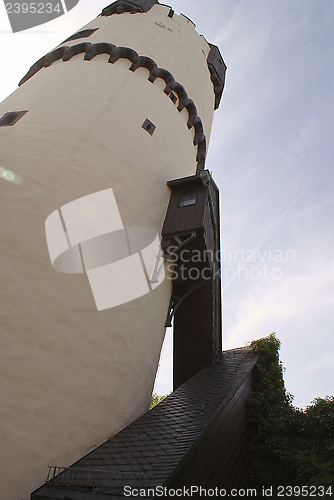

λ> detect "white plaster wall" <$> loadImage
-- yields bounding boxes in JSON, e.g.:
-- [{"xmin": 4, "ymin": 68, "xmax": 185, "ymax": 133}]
[{"xmin": 0, "ymin": 6, "xmax": 216, "ymax": 500}]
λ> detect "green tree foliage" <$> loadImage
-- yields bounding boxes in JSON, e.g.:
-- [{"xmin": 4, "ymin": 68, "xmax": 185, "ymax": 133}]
[
  {"xmin": 150, "ymin": 392, "xmax": 168, "ymax": 410},
  {"xmin": 248, "ymin": 334, "xmax": 334, "ymax": 492}
]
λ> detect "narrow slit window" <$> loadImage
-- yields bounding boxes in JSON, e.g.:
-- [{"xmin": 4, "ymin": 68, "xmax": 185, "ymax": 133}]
[
  {"xmin": 63, "ymin": 28, "xmax": 99, "ymax": 43},
  {"xmin": 179, "ymin": 191, "xmax": 197, "ymax": 207},
  {"xmin": 169, "ymin": 92, "xmax": 177, "ymax": 104},
  {"xmin": 142, "ymin": 119, "xmax": 156, "ymax": 136},
  {"xmin": 0, "ymin": 110, "xmax": 28, "ymax": 127}
]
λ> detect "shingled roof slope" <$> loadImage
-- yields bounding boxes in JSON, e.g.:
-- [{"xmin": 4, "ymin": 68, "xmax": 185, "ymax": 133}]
[{"xmin": 31, "ymin": 347, "xmax": 257, "ymax": 499}]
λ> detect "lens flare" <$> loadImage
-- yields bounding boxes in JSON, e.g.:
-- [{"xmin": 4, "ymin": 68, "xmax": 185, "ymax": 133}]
[
  {"xmin": 3, "ymin": 170, "xmax": 15, "ymax": 181},
  {"xmin": 0, "ymin": 168, "xmax": 23, "ymax": 185}
]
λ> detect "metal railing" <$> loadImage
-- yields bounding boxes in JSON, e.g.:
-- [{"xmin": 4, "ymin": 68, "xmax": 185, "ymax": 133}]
[{"xmin": 46, "ymin": 466, "xmax": 154, "ymax": 492}]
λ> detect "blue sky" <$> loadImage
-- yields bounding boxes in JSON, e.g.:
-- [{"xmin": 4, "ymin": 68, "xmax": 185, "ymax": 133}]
[{"xmin": 0, "ymin": 0, "xmax": 333, "ymax": 408}]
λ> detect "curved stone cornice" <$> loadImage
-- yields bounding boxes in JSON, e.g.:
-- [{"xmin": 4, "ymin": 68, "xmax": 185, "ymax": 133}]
[{"xmin": 19, "ymin": 42, "xmax": 207, "ymax": 171}]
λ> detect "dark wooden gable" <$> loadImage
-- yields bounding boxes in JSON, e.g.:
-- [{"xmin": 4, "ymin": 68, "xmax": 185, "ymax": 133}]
[{"xmin": 162, "ymin": 177, "xmax": 207, "ymax": 235}]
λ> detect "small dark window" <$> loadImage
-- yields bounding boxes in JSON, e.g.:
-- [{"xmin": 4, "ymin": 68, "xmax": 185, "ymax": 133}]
[
  {"xmin": 168, "ymin": 8, "xmax": 174, "ymax": 18},
  {"xmin": 169, "ymin": 92, "xmax": 177, "ymax": 104},
  {"xmin": 179, "ymin": 191, "xmax": 197, "ymax": 207},
  {"xmin": 0, "ymin": 110, "xmax": 28, "ymax": 127},
  {"xmin": 142, "ymin": 119, "xmax": 156, "ymax": 136},
  {"xmin": 63, "ymin": 28, "xmax": 99, "ymax": 43}
]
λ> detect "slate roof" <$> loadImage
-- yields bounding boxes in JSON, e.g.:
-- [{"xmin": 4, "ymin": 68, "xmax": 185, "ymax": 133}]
[{"xmin": 31, "ymin": 347, "xmax": 257, "ymax": 499}]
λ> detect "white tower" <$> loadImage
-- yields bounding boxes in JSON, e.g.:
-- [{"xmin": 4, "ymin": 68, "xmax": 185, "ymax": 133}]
[{"xmin": 0, "ymin": 1, "xmax": 226, "ymax": 498}]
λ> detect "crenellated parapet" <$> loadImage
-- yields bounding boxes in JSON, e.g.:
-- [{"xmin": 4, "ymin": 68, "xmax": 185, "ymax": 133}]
[{"xmin": 101, "ymin": 0, "xmax": 158, "ymax": 16}]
